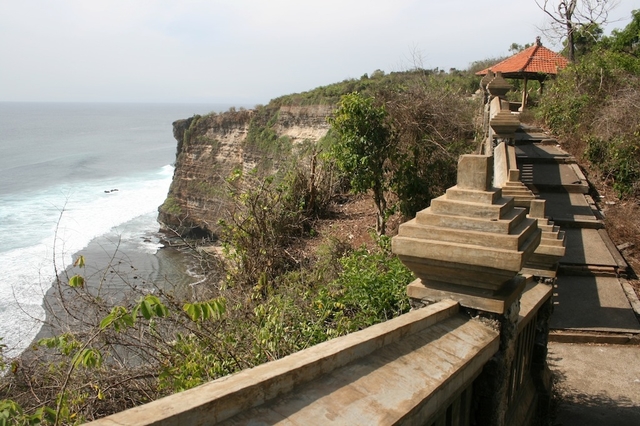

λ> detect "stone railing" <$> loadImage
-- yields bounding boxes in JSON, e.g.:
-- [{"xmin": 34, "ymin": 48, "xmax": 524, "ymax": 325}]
[
  {"xmin": 88, "ymin": 300, "xmax": 500, "ymax": 425},
  {"xmin": 479, "ymin": 72, "xmax": 566, "ymax": 280},
  {"xmin": 480, "ymin": 71, "xmax": 520, "ymax": 157}
]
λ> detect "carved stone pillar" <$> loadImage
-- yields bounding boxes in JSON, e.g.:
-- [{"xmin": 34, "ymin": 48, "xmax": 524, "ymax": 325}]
[
  {"xmin": 392, "ymin": 154, "xmax": 543, "ymax": 425},
  {"xmin": 392, "ymin": 154, "xmax": 540, "ymax": 314}
]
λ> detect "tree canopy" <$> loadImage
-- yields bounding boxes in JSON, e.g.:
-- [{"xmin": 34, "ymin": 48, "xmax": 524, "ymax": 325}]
[{"xmin": 328, "ymin": 92, "xmax": 394, "ymax": 235}]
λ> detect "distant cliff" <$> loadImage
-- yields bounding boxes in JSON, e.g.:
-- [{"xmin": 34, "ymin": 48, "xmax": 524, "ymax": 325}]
[{"xmin": 158, "ymin": 105, "xmax": 334, "ymax": 237}]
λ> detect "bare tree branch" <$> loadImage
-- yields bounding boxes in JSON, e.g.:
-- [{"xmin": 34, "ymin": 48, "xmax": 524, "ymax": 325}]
[{"xmin": 535, "ymin": 0, "xmax": 619, "ymax": 61}]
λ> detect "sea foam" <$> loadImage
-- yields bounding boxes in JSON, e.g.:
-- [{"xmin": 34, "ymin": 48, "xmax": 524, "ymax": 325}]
[{"xmin": 0, "ymin": 165, "xmax": 173, "ymax": 357}]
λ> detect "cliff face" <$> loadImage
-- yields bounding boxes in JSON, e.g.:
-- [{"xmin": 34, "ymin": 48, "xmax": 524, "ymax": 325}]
[{"xmin": 158, "ymin": 105, "xmax": 334, "ymax": 237}]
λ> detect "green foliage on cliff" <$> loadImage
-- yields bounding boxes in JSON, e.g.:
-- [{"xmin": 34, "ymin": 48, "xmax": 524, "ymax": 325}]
[
  {"xmin": 217, "ymin": 168, "xmax": 313, "ymax": 290},
  {"xmin": 269, "ymin": 68, "xmax": 480, "ymax": 107},
  {"xmin": 325, "ymin": 72, "xmax": 478, "ymax": 222},
  {"xmin": 182, "ymin": 114, "xmax": 201, "ymax": 148},
  {"xmin": 244, "ymin": 106, "xmax": 293, "ymax": 172},
  {"xmin": 160, "ymin": 195, "xmax": 182, "ymax": 216}
]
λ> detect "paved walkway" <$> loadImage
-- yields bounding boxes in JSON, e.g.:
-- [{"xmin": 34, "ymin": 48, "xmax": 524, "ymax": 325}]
[
  {"xmin": 548, "ymin": 342, "xmax": 640, "ymax": 425},
  {"xmin": 515, "ymin": 126, "xmax": 640, "ymax": 425}
]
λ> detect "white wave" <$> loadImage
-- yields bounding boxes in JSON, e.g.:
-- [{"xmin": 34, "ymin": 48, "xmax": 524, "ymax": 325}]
[{"xmin": 0, "ymin": 165, "xmax": 173, "ymax": 358}]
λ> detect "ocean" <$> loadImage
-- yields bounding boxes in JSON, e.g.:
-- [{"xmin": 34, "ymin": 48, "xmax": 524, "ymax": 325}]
[{"xmin": 0, "ymin": 102, "xmax": 241, "ymax": 358}]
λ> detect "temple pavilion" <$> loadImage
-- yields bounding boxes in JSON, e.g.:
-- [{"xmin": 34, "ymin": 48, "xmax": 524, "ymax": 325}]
[{"xmin": 476, "ymin": 37, "xmax": 569, "ymax": 110}]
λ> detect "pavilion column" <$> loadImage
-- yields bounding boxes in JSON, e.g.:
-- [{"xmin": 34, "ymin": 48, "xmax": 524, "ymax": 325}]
[{"xmin": 520, "ymin": 77, "xmax": 528, "ymax": 111}]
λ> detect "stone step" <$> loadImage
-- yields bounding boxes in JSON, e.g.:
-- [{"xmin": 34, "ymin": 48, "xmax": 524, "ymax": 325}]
[
  {"xmin": 398, "ymin": 216, "xmax": 539, "ymax": 252},
  {"xmin": 415, "ymin": 205, "xmax": 528, "ymax": 234},
  {"xmin": 502, "ymin": 187, "xmax": 534, "ymax": 194},
  {"xmin": 514, "ymin": 132, "xmax": 548, "ymax": 141},
  {"xmin": 502, "ymin": 181, "xmax": 528, "ymax": 192},
  {"xmin": 515, "ymin": 143, "xmax": 574, "ymax": 163},
  {"xmin": 550, "ymin": 276, "xmax": 640, "ymax": 334},
  {"xmin": 502, "ymin": 190, "xmax": 533, "ymax": 198},
  {"xmin": 520, "ymin": 163, "xmax": 589, "ymax": 194},
  {"xmin": 527, "ymin": 183, "xmax": 589, "ymax": 194},
  {"xmin": 541, "ymin": 235, "xmax": 566, "ymax": 247},
  {"xmin": 531, "ymin": 243, "xmax": 566, "ymax": 257},
  {"xmin": 560, "ymin": 228, "xmax": 618, "ymax": 267},
  {"xmin": 537, "ymin": 223, "xmax": 560, "ymax": 233},
  {"xmin": 558, "ymin": 264, "xmax": 620, "ymax": 277},
  {"xmin": 548, "ymin": 330, "xmax": 640, "ymax": 344},
  {"xmin": 429, "ymin": 196, "xmax": 515, "ymax": 220},
  {"xmin": 537, "ymin": 192, "xmax": 603, "ymax": 228},
  {"xmin": 445, "ymin": 186, "xmax": 500, "ymax": 204}
]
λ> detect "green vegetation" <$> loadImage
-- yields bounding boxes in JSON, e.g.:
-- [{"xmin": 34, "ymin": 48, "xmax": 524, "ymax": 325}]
[
  {"xmin": 160, "ymin": 195, "xmax": 182, "ymax": 216},
  {"xmin": 186, "ymin": 180, "xmax": 225, "ymax": 199},
  {"xmin": 182, "ymin": 114, "xmax": 201, "ymax": 148},
  {"xmin": 194, "ymin": 135, "xmax": 220, "ymax": 152},
  {"xmin": 268, "ymin": 68, "xmax": 479, "ymax": 107},
  {"xmin": 537, "ymin": 10, "xmax": 640, "ymax": 197},
  {"xmin": 329, "ymin": 93, "xmax": 393, "ymax": 235},
  {"xmin": 0, "ymin": 238, "xmax": 411, "ymax": 424},
  {"xmin": 243, "ymin": 106, "xmax": 293, "ymax": 172}
]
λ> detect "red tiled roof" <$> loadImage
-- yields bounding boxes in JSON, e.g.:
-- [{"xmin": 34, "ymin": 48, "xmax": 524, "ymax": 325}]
[{"xmin": 476, "ymin": 44, "xmax": 569, "ymax": 77}]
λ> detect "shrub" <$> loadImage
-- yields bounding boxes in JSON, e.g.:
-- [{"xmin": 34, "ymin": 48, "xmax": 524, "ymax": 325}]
[{"xmin": 586, "ymin": 135, "xmax": 640, "ymax": 197}]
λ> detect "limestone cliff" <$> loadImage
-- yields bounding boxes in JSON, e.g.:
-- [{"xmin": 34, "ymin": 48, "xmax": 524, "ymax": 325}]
[{"xmin": 158, "ymin": 105, "xmax": 334, "ymax": 237}]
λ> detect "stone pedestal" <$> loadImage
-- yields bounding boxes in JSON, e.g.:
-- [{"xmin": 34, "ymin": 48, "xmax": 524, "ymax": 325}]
[
  {"xmin": 393, "ymin": 154, "xmax": 547, "ymax": 426},
  {"xmin": 487, "ymin": 72, "xmax": 512, "ymax": 98},
  {"xmin": 521, "ymin": 199, "xmax": 566, "ymax": 278},
  {"xmin": 502, "ymin": 168, "xmax": 537, "ymax": 209},
  {"xmin": 490, "ymin": 111, "xmax": 520, "ymax": 141},
  {"xmin": 392, "ymin": 155, "xmax": 541, "ymax": 314}
]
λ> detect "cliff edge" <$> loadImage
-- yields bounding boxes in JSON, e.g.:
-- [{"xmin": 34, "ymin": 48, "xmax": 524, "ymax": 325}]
[{"xmin": 158, "ymin": 105, "xmax": 334, "ymax": 237}]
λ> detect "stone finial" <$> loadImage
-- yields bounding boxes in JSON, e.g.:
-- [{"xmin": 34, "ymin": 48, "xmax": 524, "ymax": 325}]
[
  {"xmin": 392, "ymin": 154, "xmax": 541, "ymax": 313},
  {"xmin": 487, "ymin": 72, "xmax": 512, "ymax": 98},
  {"xmin": 481, "ymin": 70, "xmax": 494, "ymax": 90},
  {"xmin": 490, "ymin": 110, "xmax": 520, "ymax": 140}
]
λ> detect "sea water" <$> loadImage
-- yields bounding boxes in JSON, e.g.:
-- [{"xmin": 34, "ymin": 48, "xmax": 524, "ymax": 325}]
[{"xmin": 0, "ymin": 102, "xmax": 242, "ymax": 357}]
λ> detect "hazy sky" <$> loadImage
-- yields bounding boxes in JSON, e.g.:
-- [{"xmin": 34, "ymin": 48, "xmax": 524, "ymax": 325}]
[{"xmin": 0, "ymin": 0, "xmax": 635, "ymax": 105}]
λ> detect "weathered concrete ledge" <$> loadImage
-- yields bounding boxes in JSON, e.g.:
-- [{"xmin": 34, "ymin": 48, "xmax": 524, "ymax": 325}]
[
  {"xmin": 88, "ymin": 299, "xmax": 501, "ymax": 425},
  {"xmin": 518, "ymin": 280, "xmax": 553, "ymax": 333}
]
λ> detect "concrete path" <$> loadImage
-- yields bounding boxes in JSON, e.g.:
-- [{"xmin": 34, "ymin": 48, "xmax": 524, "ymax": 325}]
[
  {"xmin": 548, "ymin": 342, "xmax": 640, "ymax": 425},
  {"xmin": 515, "ymin": 129, "xmax": 640, "ymax": 339},
  {"xmin": 515, "ymin": 127, "xmax": 640, "ymax": 425},
  {"xmin": 537, "ymin": 192, "xmax": 603, "ymax": 228},
  {"xmin": 550, "ymin": 276, "xmax": 640, "ymax": 333}
]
